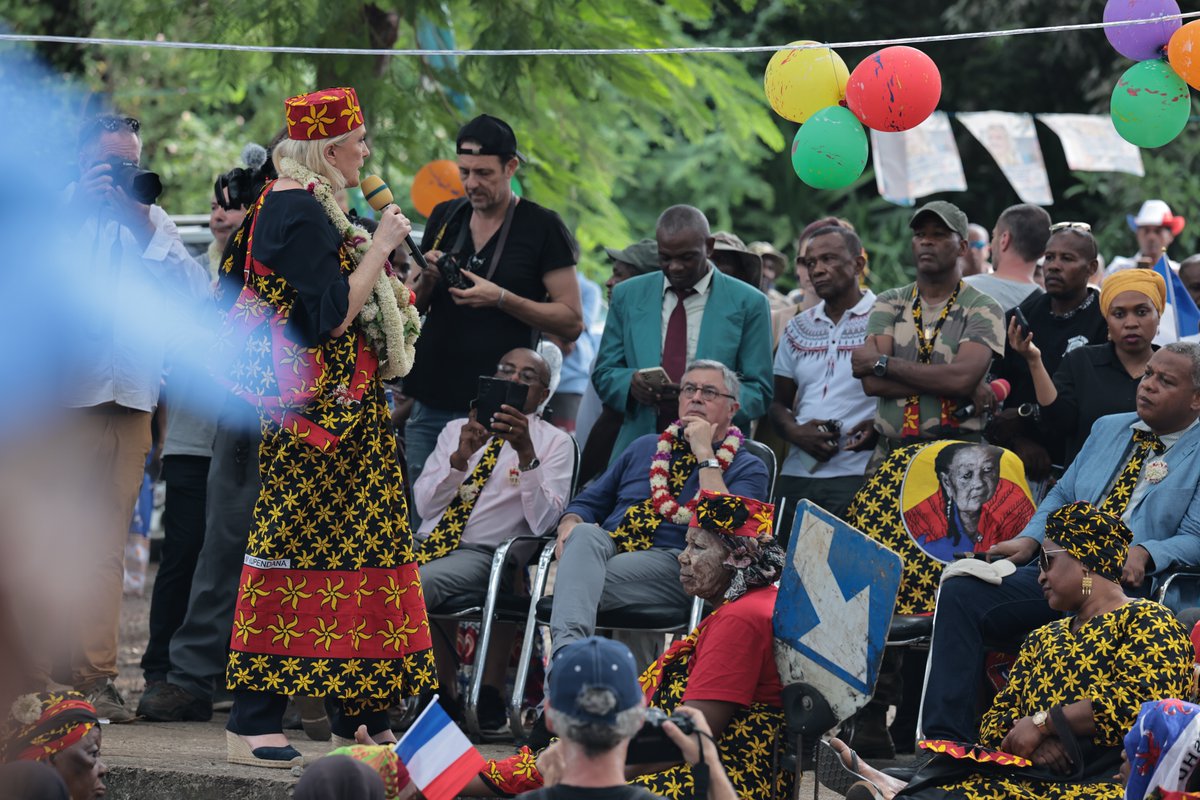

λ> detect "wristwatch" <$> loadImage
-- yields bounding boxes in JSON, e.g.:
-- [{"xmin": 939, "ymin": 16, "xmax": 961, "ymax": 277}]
[
  {"xmin": 1031, "ymin": 709, "xmax": 1050, "ymax": 733},
  {"xmin": 518, "ymin": 457, "xmax": 541, "ymax": 472},
  {"xmin": 698, "ymin": 458, "xmax": 722, "ymax": 470},
  {"xmin": 872, "ymin": 355, "xmax": 890, "ymax": 377}
]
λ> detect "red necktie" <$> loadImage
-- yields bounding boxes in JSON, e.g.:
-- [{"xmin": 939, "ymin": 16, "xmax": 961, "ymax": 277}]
[{"xmin": 662, "ymin": 287, "xmax": 695, "ymax": 382}]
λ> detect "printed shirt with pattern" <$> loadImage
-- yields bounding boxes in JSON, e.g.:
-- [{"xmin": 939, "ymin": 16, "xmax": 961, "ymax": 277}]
[
  {"xmin": 774, "ymin": 290, "xmax": 877, "ymax": 478},
  {"xmin": 223, "ymin": 194, "xmax": 437, "ymax": 708},
  {"xmin": 866, "ymin": 282, "xmax": 1005, "ymax": 441},
  {"xmin": 948, "ymin": 599, "xmax": 1192, "ymax": 800}
]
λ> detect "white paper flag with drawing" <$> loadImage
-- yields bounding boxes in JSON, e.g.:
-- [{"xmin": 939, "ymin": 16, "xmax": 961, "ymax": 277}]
[
  {"xmin": 871, "ymin": 111, "xmax": 967, "ymax": 206},
  {"xmin": 957, "ymin": 111, "xmax": 1053, "ymax": 206},
  {"xmin": 1036, "ymin": 113, "xmax": 1145, "ymax": 177}
]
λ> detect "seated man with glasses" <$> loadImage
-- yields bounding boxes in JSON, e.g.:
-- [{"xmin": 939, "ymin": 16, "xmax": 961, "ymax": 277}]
[
  {"xmin": 550, "ymin": 359, "xmax": 770, "ymax": 666},
  {"xmin": 411, "ymin": 346, "xmax": 575, "ymax": 731}
]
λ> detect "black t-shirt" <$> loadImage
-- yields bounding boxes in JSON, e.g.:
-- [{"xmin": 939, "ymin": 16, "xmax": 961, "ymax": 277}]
[
  {"xmin": 520, "ymin": 784, "xmax": 665, "ymax": 800},
  {"xmin": 1043, "ymin": 342, "xmax": 1153, "ymax": 466},
  {"xmin": 990, "ymin": 290, "xmax": 1107, "ymax": 464},
  {"xmin": 406, "ymin": 196, "xmax": 579, "ymax": 411},
  {"xmin": 993, "ymin": 289, "xmax": 1108, "ymax": 410},
  {"xmin": 248, "ymin": 189, "xmax": 350, "ymax": 347}
]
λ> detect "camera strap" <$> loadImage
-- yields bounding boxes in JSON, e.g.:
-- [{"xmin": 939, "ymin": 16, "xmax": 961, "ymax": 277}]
[{"xmin": 450, "ymin": 194, "xmax": 518, "ymax": 282}]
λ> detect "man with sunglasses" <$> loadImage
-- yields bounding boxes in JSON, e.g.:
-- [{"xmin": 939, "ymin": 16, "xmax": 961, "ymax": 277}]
[
  {"xmin": 906, "ymin": 342, "xmax": 1200, "ymax": 773},
  {"xmin": 56, "ymin": 114, "xmax": 206, "ymax": 723},
  {"xmin": 550, "ymin": 359, "xmax": 769, "ymax": 662},
  {"xmin": 411, "ymin": 347, "xmax": 575, "ymax": 731},
  {"xmin": 591, "ymin": 205, "xmax": 773, "ymax": 466}
]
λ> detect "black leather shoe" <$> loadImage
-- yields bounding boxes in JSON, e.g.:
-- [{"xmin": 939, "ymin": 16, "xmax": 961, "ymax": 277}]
[{"xmin": 136, "ymin": 681, "xmax": 212, "ymax": 722}]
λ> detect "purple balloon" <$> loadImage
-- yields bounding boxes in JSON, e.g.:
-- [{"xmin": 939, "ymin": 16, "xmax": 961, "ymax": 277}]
[{"xmin": 1105, "ymin": 0, "xmax": 1183, "ymax": 61}]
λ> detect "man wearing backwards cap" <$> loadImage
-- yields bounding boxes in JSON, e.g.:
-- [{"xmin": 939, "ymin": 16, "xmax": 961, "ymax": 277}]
[
  {"xmin": 405, "ymin": 114, "xmax": 583, "ymax": 505},
  {"xmin": 911, "ymin": 341, "xmax": 1200, "ymax": 761},
  {"xmin": 851, "ymin": 200, "xmax": 1006, "ymax": 466}
]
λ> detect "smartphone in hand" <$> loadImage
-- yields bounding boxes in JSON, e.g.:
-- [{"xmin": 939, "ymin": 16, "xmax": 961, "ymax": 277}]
[
  {"xmin": 475, "ymin": 377, "xmax": 527, "ymax": 432},
  {"xmin": 637, "ymin": 366, "xmax": 672, "ymax": 390},
  {"xmin": 1012, "ymin": 307, "xmax": 1032, "ymax": 340}
]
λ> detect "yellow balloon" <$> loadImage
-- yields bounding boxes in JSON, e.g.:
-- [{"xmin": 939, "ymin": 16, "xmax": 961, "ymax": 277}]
[{"xmin": 764, "ymin": 41, "xmax": 850, "ymax": 123}]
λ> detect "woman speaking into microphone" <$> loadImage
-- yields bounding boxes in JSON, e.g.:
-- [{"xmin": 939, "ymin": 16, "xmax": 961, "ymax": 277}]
[{"xmin": 217, "ymin": 86, "xmax": 432, "ymax": 768}]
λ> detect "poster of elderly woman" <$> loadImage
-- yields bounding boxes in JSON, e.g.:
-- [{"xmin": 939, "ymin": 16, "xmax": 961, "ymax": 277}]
[{"xmin": 901, "ymin": 441, "xmax": 1035, "ymax": 562}]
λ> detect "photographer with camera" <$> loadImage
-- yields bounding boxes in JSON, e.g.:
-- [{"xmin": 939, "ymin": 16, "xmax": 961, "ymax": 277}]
[
  {"xmin": 48, "ymin": 114, "xmax": 208, "ymax": 722},
  {"xmin": 405, "ymin": 115, "xmax": 583, "ymax": 518},
  {"xmin": 510, "ymin": 638, "xmax": 738, "ymax": 800}
]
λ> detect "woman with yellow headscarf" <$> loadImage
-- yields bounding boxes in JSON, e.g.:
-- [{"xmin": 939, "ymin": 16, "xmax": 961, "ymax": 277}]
[{"xmin": 1009, "ymin": 268, "xmax": 1164, "ymax": 465}]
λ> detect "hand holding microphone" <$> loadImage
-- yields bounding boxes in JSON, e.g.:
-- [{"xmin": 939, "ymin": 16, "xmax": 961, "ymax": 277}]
[
  {"xmin": 359, "ymin": 174, "xmax": 430, "ymax": 273},
  {"xmin": 955, "ymin": 378, "xmax": 1010, "ymax": 420}
]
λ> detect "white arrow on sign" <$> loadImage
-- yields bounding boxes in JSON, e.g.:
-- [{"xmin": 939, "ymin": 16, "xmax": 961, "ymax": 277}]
[{"xmin": 795, "ymin": 513, "xmax": 872, "ymax": 683}]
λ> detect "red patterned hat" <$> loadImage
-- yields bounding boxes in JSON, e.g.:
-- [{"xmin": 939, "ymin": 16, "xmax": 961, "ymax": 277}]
[
  {"xmin": 3, "ymin": 691, "xmax": 99, "ymax": 762},
  {"xmin": 689, "ymin": 490, "xmax": 775, "ymax": 539},
  {"xmin": 284, "ymin": 87, "xmax": 364, "ymax": 141}
]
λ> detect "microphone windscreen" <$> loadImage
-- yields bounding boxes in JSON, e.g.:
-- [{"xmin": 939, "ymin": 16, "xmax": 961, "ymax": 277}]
[
  {"xmin": 360, "ymin": 174, "xmax": 394, "ymax": 211},
  {"xmin": 990, "ymin": 378, "xmax": 1011, "ymax": 403}
]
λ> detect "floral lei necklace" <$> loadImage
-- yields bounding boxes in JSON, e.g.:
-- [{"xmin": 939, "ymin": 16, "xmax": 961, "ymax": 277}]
[
  {"xmin": 276, "ymin": 157, "xmax": 421, "ymax": 379},
  {"xmin": 649, "ymin": 421, "xmax": 744, "ymax": 524}
]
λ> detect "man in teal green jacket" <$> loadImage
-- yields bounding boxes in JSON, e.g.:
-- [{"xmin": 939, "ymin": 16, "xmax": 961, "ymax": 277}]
[{"xmin": 592, "ymin": 205, "xmax": 774, "ymax": 463}]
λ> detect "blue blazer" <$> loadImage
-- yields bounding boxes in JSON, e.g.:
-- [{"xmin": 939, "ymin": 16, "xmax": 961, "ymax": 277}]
[
  {"xmin": 591, "ymin": 268, "xmax": 774, "ymax": 461},
  {"xmin": 1021, "ymin": 412, "xmax": 1200, "ymax": 578}
]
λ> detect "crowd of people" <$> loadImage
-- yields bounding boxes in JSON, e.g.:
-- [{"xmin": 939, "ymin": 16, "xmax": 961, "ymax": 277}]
[{"xmin": 4, "ymin": 81, "xmax": 1200, "ymax": 800}]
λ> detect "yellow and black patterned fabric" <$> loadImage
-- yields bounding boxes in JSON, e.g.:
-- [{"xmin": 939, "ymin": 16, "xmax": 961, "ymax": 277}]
[
  {"xmin": 223, "ymin": 191, "xmax": 437, "ymax": 711},
  {"xmin": 609, "ymin": 434, "xmax": 696, "ymax": 553},
  {"xmin": 935, "ymin": 599, "xmax": 1192, "ymax": 800},
  {"xmin": 846, "ymin": 441, "xmax": 1033, "ymax": 615},
  {"xmin": 631, "ymin": 618, "xmax": 790, "ymax": 800},
  {"xmin": 1100, "ymin": 429, "xmax": 1165, "ymax": 518},
  {"xmin": 2, "ymin": 691, "xmax": 98, "ymax": 763},
  {"xmin": 1045, "ymin": 502, "xmax": 1133, "ymax": 583},
  {"xmin": 414, "ymin": 436, "xmax": 503, "ymax": 565}
]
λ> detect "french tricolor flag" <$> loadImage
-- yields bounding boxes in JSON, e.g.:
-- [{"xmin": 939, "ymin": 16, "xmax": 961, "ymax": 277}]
[{"xmin": 394, "ymin": 695, "xmax": 485, "ymax": 800}]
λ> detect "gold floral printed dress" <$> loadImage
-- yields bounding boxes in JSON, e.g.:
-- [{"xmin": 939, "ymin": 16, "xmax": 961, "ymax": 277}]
[
  {"xmin": 901, "ymin": 599, "xmax": 1191, "ymax": 800},
  {"xmin": 218, "ymin": 186, "xmax": 437, "ymax": 710}
]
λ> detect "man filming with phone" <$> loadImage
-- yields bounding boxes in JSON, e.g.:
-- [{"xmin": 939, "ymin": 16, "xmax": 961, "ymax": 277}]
[
  {"xmin": 593, "ymin": 205, "xmax": 773, "ymax": 466},
  {"xmin": 411, "ymin": 346, "xmax": 575, "ymax": 732}
]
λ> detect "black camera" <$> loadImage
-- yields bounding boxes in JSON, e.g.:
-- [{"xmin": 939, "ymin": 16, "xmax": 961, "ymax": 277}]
[
  {"xmin": 106, "ymin": 158, "xmax": 163, "ymax": 204},
  {"xmin": 625, "ymin": 707, "xmax": 696, "ymax": 764},
  {"xmin": 437, "ymin": 252, "xmax": 473, "ymax": 290}
]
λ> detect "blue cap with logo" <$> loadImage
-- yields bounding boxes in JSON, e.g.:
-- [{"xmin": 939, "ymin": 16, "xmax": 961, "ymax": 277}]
[{"xmin": 549, "ymin": 636, "xmax": 642, "ymax": 724}]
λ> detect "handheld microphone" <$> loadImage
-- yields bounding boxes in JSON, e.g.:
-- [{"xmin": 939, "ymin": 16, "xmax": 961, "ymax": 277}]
[
  {"xmin": 954, "ymin": 378, "xmax": 1010, "ymax": 420},
  {"xmin": 359, "ymin": 174, "xmax": 430, "ymax": 273}
]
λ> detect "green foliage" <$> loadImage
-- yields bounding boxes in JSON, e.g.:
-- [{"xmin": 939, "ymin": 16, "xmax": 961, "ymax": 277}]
[{"xmin": 6, "ymin": 0, "xmax": 1200, "ymax": 288}]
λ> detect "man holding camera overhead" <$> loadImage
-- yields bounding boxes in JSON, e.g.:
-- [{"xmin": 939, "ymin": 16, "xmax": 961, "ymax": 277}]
[
  {"xmin": 408, "ymin": 115, "xmax": 583, "ymax": 507},
  {"xmin": 57, "ymin": 114, "xmax": 207, "ymax": 721}
]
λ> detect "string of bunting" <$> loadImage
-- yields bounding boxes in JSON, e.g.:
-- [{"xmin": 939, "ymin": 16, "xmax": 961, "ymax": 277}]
[
  {"xmin": 0, "ymin": 11, "xmax": 1197, "ymax": 57},
  {"xmin": 7, "ymin": 3, "xmax": 1200, "ymax": 195}
]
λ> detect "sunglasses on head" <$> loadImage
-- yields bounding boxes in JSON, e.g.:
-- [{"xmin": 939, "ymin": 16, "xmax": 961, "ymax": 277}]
[
  {"xmin": 1050, "ymin": 221, "xmax": 1092, "ymax": 234},
  {"xmin": 1038, "ymin": 547, "xmax": 1068, "ymax": 571}
]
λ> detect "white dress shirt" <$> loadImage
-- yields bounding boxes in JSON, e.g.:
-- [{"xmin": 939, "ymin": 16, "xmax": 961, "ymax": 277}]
[
  {"xmin": 660, "ymin": 267, "xmax": 714, "ymax": 364},
  {"xmin": 414, "ymin": 415, "xmax": 575, "ymax": 549},
  {"xmin": 66, "ymin": 195, "xmax": 210, "ymax": 412},
  {"xmin": 773, "ymin": 290, "xmax": 877, "ymax": 479}
]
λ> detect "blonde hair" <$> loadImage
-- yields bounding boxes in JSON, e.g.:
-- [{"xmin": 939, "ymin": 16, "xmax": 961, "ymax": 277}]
[{"xmin": 271, "ymin": 130, "xmax": 356, "ymax": 192}]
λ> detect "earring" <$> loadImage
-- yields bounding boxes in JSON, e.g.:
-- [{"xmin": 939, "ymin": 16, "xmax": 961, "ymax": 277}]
[{"xmin": 1081, "ymin": 570, "xmax": 1092, "ymax": 598}]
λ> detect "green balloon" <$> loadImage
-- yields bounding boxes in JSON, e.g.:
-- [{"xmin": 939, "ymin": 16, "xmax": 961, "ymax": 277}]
[
  {"xmin": 1110, "ymin": 60, "xmax": 1191, "ymax": 149},
  {"xmin": 791, "ymin": 105, "xmax": 869, "ymax": 189}
]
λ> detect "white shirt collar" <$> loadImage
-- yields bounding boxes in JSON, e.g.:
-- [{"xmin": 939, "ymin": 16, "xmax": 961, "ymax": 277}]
[
  {"xmin": 662, "ymin": 264, "xmax": 715, "ymax": 297},
  {"xmin": 812, "ymin": 289, "xmax": 876, "ymax": 325}
]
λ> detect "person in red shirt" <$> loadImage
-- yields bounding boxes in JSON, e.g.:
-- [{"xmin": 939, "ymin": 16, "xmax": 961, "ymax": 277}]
[{"xmin": 473, "ymin": 491, "xmax": 787, "ymax": 799}]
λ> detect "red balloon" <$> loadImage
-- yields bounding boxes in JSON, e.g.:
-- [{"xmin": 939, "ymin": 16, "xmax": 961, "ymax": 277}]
[{"xmin": 846, "ymin": 46, "xmax": 942, "ymax": 132}]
